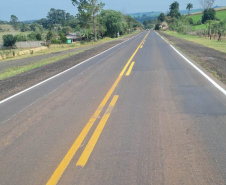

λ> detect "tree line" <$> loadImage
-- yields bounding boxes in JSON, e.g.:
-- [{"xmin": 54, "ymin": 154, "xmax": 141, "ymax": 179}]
[
  {"xmin": 154, "ymin": 0, "xmax": 226, "ymax": 41},
  {"xmin": 1, "ymin": 0, "xmax": 142, "ymax": 47}
]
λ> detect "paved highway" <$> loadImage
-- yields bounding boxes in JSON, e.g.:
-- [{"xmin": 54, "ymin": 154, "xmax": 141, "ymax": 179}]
[{"xmin": 0, "ymin": 30, "xmax": 226, "ymax": 185}]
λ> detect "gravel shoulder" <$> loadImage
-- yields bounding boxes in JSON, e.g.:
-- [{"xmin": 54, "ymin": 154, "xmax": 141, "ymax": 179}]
[
  {"xmin": 158, "ymin": 31, "xmax": 226, "ymax": 84},
  {"xmin": 0, "ymin": 34, "xmax": 138, "ymax": 101}
]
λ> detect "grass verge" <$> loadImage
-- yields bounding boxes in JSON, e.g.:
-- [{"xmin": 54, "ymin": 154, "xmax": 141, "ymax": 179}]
[
  {"xmin": 162, "ymin": 31, "xmax": 226, "ymax": 53},
  {"xmin": 0, "ymin": 49, "xmax": 86, "ymax": 80}
]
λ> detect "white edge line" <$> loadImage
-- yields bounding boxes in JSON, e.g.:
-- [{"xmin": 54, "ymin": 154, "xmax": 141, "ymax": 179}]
[
  {"xmin": 0, "ymin": 32, "xmax": 143, "ymax": 104},
  {"xmin": 170, "ymin": 45, "xmax": 226, "ymax": 96},
  {"xmin": 155, "ymin": 31, "xmax": 226, "ymax": 96}
]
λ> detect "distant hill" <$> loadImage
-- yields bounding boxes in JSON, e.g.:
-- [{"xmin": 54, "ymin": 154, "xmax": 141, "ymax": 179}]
[{"xmin": 128, "ymin": 5, "xmax": 225, "ymax": 23}]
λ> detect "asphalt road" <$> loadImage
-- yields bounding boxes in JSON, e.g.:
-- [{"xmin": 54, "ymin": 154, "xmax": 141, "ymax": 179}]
[{"xmin": 0, "ymin": 30, "xmax": 226, "ymax": 185}]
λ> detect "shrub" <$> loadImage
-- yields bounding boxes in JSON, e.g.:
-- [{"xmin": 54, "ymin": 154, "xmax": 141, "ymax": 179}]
[
  {"xmin": 2, "ymin": 34, "xmax": 16, "ymax": 47},
  {"xmin": 51, "ymin": 38, "xmax": 60, "ymax": 44},
  {"xmin": 59, "ymin": 33, "xmax": 67, "ymax": 44},
  {"xmin": 15, "ymin": 34, "xmax": 27, "ymax": 41},
  {"xmin": 35, "ymin": 33, "xmax": 42, "ymax": 41},
  {"xmin": 197, "ymin": 20, "xmax": 202, "ymax": 25}
]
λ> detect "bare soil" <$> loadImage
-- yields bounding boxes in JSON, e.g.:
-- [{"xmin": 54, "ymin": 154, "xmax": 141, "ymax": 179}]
[
  {"xmin": 0, "ymin": 35, "xmax": 135, "ymax": 101},
  {"xmin": 159, "ymin": 31, "xmax": 226, "ymax": 84}
]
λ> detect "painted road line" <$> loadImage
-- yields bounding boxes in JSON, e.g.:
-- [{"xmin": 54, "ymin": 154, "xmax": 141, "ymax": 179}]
[
  {"xmin": 126, "ymin": 62, "xmax": 135, "ymax": 76},
  {"xmin": 155, "ymin": 31, "xmax": 226, "ymax": 96},
  {"xmin": 0, "ymin": 32, "xmax": 144, "ymax": 105},
  {"xmin": 140, "ymin": 45, "xmax": 143, "ymax": 49},
  {"xmin": 170, "ymin": 45, "xmax": 226, "ymax": 96},
  {"xmin": 76, "ymin": 95, "xmax": 119, "ymax": 167},
  {"xmin": 46, "ymin": 31, "xmax": 150, "ymax": 185}
]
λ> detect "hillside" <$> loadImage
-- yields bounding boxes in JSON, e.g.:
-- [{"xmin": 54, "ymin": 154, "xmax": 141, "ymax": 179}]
[
  {"xmin": 190, "ymin": 8, "xmax": 226, "ymax": 24},
  {"xmin": 129, "ymin": 6, "xmax": 225, "ymax": 23}
]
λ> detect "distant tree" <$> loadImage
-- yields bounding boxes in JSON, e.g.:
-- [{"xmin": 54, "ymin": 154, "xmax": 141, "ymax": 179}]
[
  {"xmin": 186, "ymin": 3, "xmax": 193, "ymax": 15},
  {"xmin": 215, "ymin": 19, "xmax": 226, "ymax": 41},
  {"xmin": 202, "ymin": 8, "xmax": 216, "ymax": 23},
  {"xmin": 47, "ymin": 8, "xmax": 66, "ymax": 25},
  {"xmin": 158, "ymin": 13, "xmax": 166, "ymax": 22},
  {"xmin": 20, "ymin": 23, "xmax": 30, "ymax": 32},
  {"xmin": 168, "ymin": 1, "xmax": 181, "ymax": 18},
  {"xmin": 2, "ymin": 34, "xmax": 16, "ymax": 47},
  {"xmin": 59, "ymin": 33, "xmax": 67, "ymax": 43},
  {"xmin": 154, "ymin": 23, "xmax": 161, "ymax": 30},
  {"xmin": 10, "ymin": 15, "xmax": 19, "ymax": 30},
  {"xmin": 199, "ymin": 0, "xmax": 215, "ymax": 9},
  {"xmin": 99, "ymin": 10, "xmax": 127, "ymax": 38},
  {"xmin": 72, "ymin": 0, "xmax": 105, "ymax": 42},
  {"xmin": 46, "ymin": 31, "xmax": 54, "ymax": 41}
]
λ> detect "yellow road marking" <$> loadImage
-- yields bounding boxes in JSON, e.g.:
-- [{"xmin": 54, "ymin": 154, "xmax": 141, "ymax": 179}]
[
  {"xmin": 140, "ymin": 45, "xmax": 143, "ymax": 48},
  {"xmin": 46, "ymin": 31, "xmax": 149, "ymax": 185},
  {"xmin": 126, "ymin": 62, "xmax": 135, "ymax": 76},
  {"xmin": 76, "ymin": 95, "xmax": 119, "ymax": 167}
]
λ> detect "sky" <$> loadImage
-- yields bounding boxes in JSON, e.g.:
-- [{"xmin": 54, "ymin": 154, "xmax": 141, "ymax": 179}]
[{"xmin": 0, "ymin": 0, "xmax": 225, "ymax": 21}]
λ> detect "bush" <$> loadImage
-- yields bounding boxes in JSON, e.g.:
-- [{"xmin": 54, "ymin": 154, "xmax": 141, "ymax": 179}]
[
  {"xmin": 202, "ymin": 8, "xmax": 216, "ymax": 24},
  {"xmin": 36, "ymin": 33, "xmax": 42, "ymax": 41},
  {"xmin": 155, "ymin": 24, "xmax": 161, "ymax": 30},
  {"xmin": 2, "ymin": 34, "xmax": 16, "ymax": 47},
  {"xmin": 197, "ymin": 20, "xmax": 202, "ymax": 25},
  {"xmin": 51, "ymin": 38, "xmax": 60, "ymax": 44},
  {"xmin": 15, "ymin": 34, "xmax": 27, "ymax": 41},
  {"xmin": 59, "ymin": 33, "xmax": 67, "ymax": 44}
]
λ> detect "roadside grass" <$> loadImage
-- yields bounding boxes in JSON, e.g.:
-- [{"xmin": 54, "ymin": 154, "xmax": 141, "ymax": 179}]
[
  {"xmin": 191, "ymin": 24, "xmax": 207, "ymax": 31},
  {"xmin": 0, "ymin": 49, "xmax": 86, "ymax": 80},
  {"xmin": 163, "ymin": 31, "xmax": 226, "ymax": 53},
  {"xmin": 0, "ymin": 30, "xmax": 142, "ymax": 80},
  {"xmin": 0, "ymin": 30, "xmax": 141, "ymax": 62}
]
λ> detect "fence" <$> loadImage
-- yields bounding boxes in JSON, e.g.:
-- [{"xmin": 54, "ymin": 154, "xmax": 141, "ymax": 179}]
[{"xmin": 0, "ymin": 41, "xmax": 45, "ymax": 49}]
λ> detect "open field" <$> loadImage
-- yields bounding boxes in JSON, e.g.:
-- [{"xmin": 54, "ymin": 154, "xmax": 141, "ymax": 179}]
[
  {"xmin": 163, "ymin": 31, "xmax": 226, "ymax": 53},
  {"xmin": 190, "ymin": 9, "xmax": 226, "ymax": 24}
]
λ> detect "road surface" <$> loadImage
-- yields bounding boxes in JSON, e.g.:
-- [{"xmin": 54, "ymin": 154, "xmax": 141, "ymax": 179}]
[{"xmin": 0, "ymin": 30, "xmax": 226, "ymax": 185}]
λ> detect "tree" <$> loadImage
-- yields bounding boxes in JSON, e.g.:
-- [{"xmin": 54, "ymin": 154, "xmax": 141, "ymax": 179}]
[
  {"xmin": 3, "ymin": 34, "xmax": 16, "ymax": 47},
  {"xmin": 158, "ymin": 13, "xmax": 166, "ymax": 22},
  {"xmin": 168, "ymin": 1, "xmax": 181, "ymax": 18},
  {"xmin": 99, "ymin": 10, "xmax": 127, "ymax": 38},
  {"xmin": 199, "ymin": 0, "xmax": 215, "ymax": 9},
  {"xmin": 59, "ymin": 33, "xmax": 67, "ymax": 43},
  {"xmin": 10, "ymin": 15, "xmax": 19, "ymax": 30},
  {"xmin": 202, "ymin": 8, "xmax": 216, "ymax": 23},
  {"xmin": 215, "ymin": 19, "xmax": 226, "ymax": 41},
  {"xmin": 186, "ymin": 3, "xmax": 193, "ymax": 15},
  {"xmin": 72, "ymin": 0, "xmax": 105, "ymax": 42}
]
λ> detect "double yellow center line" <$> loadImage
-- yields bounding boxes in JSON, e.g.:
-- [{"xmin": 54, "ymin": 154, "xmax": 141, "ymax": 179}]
[{"xmin": 46, "ymin": 31, "xmax": 149, "ymax": 185}]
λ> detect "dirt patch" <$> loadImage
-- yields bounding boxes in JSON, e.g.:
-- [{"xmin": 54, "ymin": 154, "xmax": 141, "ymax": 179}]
[
  {"xmin": 0, "ymin": 35, "xmax": 136, "ymax": 101},
  {"xmin": 158, "ymin": 31, "xmax": 226, "ymax": 84}
]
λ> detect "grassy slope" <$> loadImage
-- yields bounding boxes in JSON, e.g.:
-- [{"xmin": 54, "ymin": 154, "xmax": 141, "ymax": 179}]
[
  {"xmin": 163, "ymin": 31, "xmax": 226, "ymax": 53},
  {"xmin": 190, "ymin": 9, "xmax": 226, "ymax": 24},
  {"xmin": 0, "ymin": 24, "xmax": 33, "ymax": 43}
]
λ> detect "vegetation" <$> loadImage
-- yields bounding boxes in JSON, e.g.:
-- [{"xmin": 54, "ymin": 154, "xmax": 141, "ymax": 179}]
[
  {"xmin": 3, "ymin": 34, "xmax": 16, "ymax": 47},
  {"xmin": 167, "ymin": 1, "xmax": 181, "ymax": 18},
  {"xmin": 186, "ymin": 3, "xmax": 193, "ymax": 15}
]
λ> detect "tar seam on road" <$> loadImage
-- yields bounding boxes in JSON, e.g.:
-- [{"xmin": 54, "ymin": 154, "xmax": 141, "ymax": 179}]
[
  {"xmin": 0, "ymin": 32, "xmax": 143, "ymax": 105},
  {"xmin": 155, "ymin": 31, "xmax": 226, "ymax": 96},
  {"xmin": 46, "ymin": 31, "xmax": 150, "ymax": 185}
]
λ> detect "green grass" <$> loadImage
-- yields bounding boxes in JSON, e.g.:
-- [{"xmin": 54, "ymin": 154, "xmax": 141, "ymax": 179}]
[
  {"xmin": 0, "ymin": 49, "xmax": 86, "ymax": 80},
  {"xmin": 191, "ymin": 24, "xmax": 207, "ymax": 31},
  {"xmin": 0, "ymin": 30, "xmax": 142, "ymax": 80},
  {"xmin": 190, "ymin": 9, "xmax": 226, "ymax": 24},
  {"xmin": 163, "ymin": 31, "xmax": 226, "ymax": 53}
]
